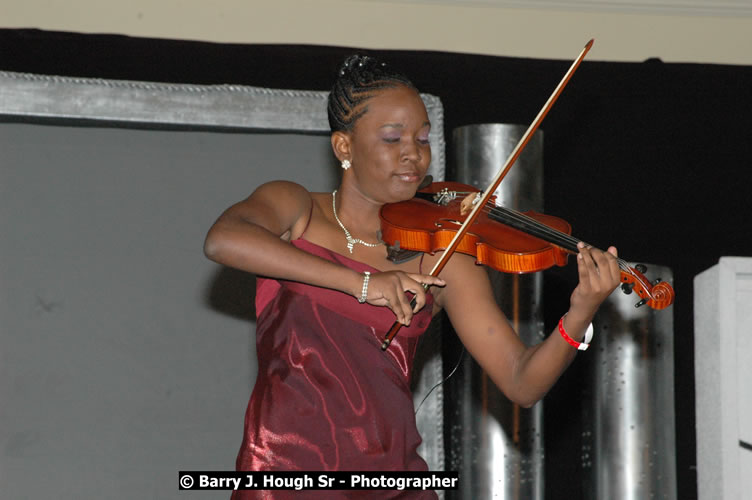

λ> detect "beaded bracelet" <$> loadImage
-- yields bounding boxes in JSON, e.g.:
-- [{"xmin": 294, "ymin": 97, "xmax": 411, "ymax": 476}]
[
  {"xmin": 558, "ymin": 315, "xmax": 594, "ymax": 351},
  {"xmin": 358, "ymin": 271, "xmax": 371, "ymax": 303}
]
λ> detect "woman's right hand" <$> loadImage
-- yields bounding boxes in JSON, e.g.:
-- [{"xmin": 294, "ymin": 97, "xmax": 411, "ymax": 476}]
[{"xmin": 359, "ymin": 271, "xmax": 445, "ymax": 325}]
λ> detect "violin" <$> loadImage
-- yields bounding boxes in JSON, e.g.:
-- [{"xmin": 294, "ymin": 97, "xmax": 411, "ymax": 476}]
[
  {"xmin": 378, "ymin": 39, "xmax": 673, "ymax": 351},
  {"xmin": 380, "ymin": 180, "xmax": 675, "ymax": 309}
]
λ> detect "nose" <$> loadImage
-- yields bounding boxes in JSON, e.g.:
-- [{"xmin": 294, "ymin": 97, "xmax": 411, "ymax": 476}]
[{"xmin": 401, "ymin": 141, "xmax": 422, "ymax": 163}]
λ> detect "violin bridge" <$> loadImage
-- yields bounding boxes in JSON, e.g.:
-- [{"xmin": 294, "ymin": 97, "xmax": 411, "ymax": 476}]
[{"xmin": 459, "ymin": 192, "xmax": 480, "ymax": 216}]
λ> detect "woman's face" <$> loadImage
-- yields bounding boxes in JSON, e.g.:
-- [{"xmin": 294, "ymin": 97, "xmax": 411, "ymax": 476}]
[{"xmin": 346, "ymin": 85, "xmax": 432, "ymax": 203}]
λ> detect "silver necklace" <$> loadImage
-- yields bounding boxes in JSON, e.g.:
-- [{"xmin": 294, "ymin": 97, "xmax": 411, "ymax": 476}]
[{"xmin": 332, "ymin": 190, "xmax": 382, "ymax": 253}]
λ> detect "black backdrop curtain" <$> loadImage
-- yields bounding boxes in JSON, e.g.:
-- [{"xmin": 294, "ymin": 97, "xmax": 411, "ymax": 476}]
[{"xmin": 5, "ymin": 28, "xmax": 752, "ymax": 500}]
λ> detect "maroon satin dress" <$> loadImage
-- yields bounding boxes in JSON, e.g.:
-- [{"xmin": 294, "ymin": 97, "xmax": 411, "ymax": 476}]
[{"xmin": 232, "ymin": 239, "xmax": 438, "ymax": 499}]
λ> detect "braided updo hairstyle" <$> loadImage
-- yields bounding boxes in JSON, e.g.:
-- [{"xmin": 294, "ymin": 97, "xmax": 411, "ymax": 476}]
[{"xmin": 327, "ymin": 54, "xmax": 416, "ymax": 133}]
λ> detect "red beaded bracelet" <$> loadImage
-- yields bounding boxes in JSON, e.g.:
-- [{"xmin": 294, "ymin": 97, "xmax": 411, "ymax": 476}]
[{"xmin": 558, "ymin": 316, "xmax": 592, "ymax": 351}]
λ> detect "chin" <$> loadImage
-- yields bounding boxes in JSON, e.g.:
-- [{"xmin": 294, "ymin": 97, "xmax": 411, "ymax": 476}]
[{"xmin": 390, "ymin": 183, "xmax": 420, "ymax": 203}]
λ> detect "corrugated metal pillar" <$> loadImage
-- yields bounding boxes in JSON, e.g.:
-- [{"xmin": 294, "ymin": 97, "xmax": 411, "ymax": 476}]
[
  {"xmin": 583, "ymin": 266, "xmax": 677, "ymax": 500},
  {"xmin": 446, "ymin": 123, "xmax": 545, "ymax": 500}
]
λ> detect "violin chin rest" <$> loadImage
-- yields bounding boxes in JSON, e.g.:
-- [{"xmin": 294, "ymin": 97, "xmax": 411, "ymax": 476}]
[
  {"xmin": 418, "ymin": 175, "xmax": 433, "ymax": 190},
  {"xmin": 385, "ymin": 243, "xmax": 422, "ymax": 264}
]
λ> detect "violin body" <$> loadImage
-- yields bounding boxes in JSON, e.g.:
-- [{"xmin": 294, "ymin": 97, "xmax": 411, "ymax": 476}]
[{"xmin": 380, "ymin": 181, "xmax": 571, "ymax": 274}]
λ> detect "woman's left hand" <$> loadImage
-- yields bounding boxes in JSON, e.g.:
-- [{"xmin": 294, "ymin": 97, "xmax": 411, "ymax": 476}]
[{"xmin": 568, "ymin": 242, "xmax": 621, "ymax": 319}]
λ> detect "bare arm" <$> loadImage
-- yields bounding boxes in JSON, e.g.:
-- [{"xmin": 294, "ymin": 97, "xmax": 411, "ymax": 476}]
[
  {"xmin": 204, "ymin": 181, "xmax": 445, "ymax": 323},
  {"xmin": 204, "ymin": 181, "xmax": 365, "ymax": 298},
  {"xmin": 437, "ymin": 244, "xmax": 620, "ymax": 408}
]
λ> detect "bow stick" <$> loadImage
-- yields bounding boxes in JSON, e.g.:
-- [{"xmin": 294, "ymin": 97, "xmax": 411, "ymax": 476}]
[{"xmin": 382, "ymin": 39, "xmax": 595, "ymax": 351}]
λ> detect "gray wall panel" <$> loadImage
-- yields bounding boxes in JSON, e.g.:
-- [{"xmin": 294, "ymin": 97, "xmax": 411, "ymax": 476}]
[{"xmin": 0, "ymin": 123, "xmax": 338, "ymax": 498}]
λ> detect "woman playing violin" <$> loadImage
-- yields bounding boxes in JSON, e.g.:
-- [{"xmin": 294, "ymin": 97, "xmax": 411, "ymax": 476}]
[{"xmin": 203, "ymin": 55, "xmax": 621, "ymax": 499}]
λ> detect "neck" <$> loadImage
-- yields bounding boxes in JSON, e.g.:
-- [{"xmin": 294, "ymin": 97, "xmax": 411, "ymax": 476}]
[
  {"xmin": 332, "ymin": 189, "xmax": 384, "ymax": 250},
  {"xmin": 332, "ymin": 187, "xmax": 383, "ymax": 235}
]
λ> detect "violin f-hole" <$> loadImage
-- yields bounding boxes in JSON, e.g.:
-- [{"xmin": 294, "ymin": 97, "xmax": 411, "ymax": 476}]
[{"xmin": 435, "ymin": 218, "xmax": 463, "ymax": 228}]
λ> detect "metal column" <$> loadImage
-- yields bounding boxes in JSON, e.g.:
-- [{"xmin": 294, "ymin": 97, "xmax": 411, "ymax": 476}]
[
  {"xmin": 583, "ymin": 266, "xmax": 677, "ymax": 500},
  {"xmin": 446, "ymin": 123, "xmax": 545, "ymax": 500}
]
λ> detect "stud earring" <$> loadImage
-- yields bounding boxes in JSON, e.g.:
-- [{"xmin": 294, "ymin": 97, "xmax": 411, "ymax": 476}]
[{"xmin": 341, "ymin": 159, "xmax": 351, "ymax": 170}]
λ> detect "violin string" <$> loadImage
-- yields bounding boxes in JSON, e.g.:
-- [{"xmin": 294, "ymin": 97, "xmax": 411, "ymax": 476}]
[
  {"xmin": 451, "ymin": 197, "xmax": 581, "ymax": 250},
  {"xmin": 491, "ymin": 205, "xmax": 580, "ymax": 250},
  {"xmin": 445, "ymin": 195, "xmax": 578, "ymax": 248},
  {"xmin": 448, "ymin": 198, "xmax": 638, "ymax": 276},
  {"xmin": 439, "ymin": 193, "xmax": 654, "ymax": 298},
  {"xmin": 487, "ymin": 204, "xmax": 639, "ymax": 274}
]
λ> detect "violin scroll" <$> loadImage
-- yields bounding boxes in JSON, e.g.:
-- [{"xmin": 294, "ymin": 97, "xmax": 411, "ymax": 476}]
[{"xmin": 620, "ymin": 264, "xmax": 674, "ymax": 310}]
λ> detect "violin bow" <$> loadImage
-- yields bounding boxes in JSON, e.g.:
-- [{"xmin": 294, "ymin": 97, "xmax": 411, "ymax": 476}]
[{"xmin": 382, "ymin": 39, "xmax": 594, "ymax": 351}]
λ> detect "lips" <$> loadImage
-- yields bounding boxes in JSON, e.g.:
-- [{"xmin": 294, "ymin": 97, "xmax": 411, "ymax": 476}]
[{"xmin": 395, "ymin": 171, "xmax": 422, "ymax": 183}]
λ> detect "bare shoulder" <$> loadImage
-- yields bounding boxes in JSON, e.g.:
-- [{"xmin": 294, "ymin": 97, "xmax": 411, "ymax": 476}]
[{"xmin": 248, "ymin": 180, "xmax": 312, "ymax": 206}]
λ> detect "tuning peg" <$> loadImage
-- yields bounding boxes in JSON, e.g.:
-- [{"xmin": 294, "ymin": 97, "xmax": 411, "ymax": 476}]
[
  {"xmin": 635, "ymin": 264, "xmax": 648, "ymax": 273},
  {"xmin": 654, "ymin": 278, "xmax": 662, "ymax": 284},
  {"xmin": 621, "ymin": 282, "xmax": 634, "ymax": 295},
  {"xmin": 635, "ymin": 298, "xmax": 649, "ymax": 308}
]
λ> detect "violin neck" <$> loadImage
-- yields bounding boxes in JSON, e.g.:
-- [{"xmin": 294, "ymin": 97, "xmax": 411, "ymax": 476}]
[
  {"xmin": 488, "ymin": 205, "xmax": 583, "ymax": 254},
  {"xmin": 487, "ymin": 205, "xmax": 634, "ymax": 272}
]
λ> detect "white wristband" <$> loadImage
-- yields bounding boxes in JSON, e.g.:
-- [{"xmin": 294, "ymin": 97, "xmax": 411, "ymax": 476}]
[
  {"xmin": 583, "ymin": 322, "xmax": 594, "ymax": 345},
  {"xmin": 358, "ymin": 271, "xmax": 371, "ymax": 303}
]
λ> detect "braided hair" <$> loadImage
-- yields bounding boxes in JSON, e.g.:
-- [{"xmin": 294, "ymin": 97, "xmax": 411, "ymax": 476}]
[{"xmin": 327, "ymin": 55, "xmax": 416, "ymax": 132}]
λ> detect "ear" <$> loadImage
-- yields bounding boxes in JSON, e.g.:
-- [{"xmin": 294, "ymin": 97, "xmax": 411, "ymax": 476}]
[{"xmin": 331, "ymin": 131, "xmax": 352, "ymax": 162}]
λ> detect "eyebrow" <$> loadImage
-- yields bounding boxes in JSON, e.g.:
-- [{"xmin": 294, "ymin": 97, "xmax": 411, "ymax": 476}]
[{"xmin": 380, "ymin": 121, "xmax": 431, "ymax": 129}]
